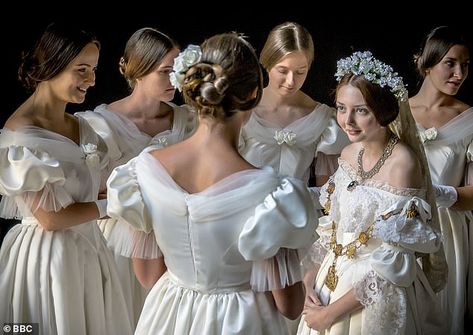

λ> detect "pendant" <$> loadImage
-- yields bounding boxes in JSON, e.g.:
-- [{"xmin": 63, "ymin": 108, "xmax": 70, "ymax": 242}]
[
  {"xmin": 324, "ymin": 264, "xmax": 338, "ymax": 291},
  {"xmin": 347, "ymin": 180, "xmax": 358, "ymax": 191}
]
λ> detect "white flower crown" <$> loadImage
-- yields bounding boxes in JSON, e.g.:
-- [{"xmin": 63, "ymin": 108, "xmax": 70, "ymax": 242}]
[
  {"xmin": 335, "ymin": 51, "xmax": 408, "ymax": 101},
  {"xmin": 169, "ymin": 44, "xmax": 202, "ymax": 92}
]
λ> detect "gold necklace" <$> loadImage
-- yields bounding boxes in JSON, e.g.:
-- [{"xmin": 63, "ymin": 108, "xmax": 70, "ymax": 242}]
[
  {"xmin": 346, "ymin": 134, "xmax": 399, "ymax": 191},
  {"xmin": 323, "ymin": 179, "xmax": 374, "ymax": 291}
]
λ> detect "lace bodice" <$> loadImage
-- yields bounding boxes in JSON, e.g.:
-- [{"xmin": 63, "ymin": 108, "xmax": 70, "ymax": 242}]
[{"xmin": 323, "ymin": 159, "xmax": 425, "ymax": 235}]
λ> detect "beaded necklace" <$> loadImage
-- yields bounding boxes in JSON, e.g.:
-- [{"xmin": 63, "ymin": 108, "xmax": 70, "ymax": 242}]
[
  {"xmin": 346, "ymin": 135, "xmax": 398, "ymax": 191},
  {"xmin": 323, "ymin": 135, "xmax": 399, "ymax": 291}
]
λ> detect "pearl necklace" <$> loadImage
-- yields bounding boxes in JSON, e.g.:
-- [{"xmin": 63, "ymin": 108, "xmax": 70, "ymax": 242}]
[{"xmin": 346, "ymin": 135, "xmax": 399, "ymax": 191}]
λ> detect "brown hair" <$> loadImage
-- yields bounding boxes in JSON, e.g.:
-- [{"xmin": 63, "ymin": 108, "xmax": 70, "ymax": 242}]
[
  {"xmin": 18, "ymin": 22, "xmax": 100, "ymax": 92},
  {"xmin": 415, "ymin": 26, "xmax": 469, "ymax": 78},
  {"xmin": 119, "ymin": 27, "xmax": 178, "ymax": 89},
  {"xmin": 182, "ymin": 33, "xmax": 263, "ymax": 119},
  {"xmin": 336, "ymin": 74, "xmax": 399, "ymax": 127}
]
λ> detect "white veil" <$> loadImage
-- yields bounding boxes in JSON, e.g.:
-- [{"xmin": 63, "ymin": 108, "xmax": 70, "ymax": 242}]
[{"xmin": 389, "ymin": 100, "xmax": 447, "ymax": 293}]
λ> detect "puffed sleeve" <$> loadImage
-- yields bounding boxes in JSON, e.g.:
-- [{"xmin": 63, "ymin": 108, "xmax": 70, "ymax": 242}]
[
  {"xmin": 370, "ymin": 197, "xmax": 441, "ymax": 286},
  {"xmin": 107, "ymin": 158, "xmax": 161, "ymax": 259},
  {"xmin": 353, "ymin": 196, "xmax": 440, "ymax": 304},
  {"xmin": 351, "ymin": 197, "xmax": 441, "ymax": 333},
  {"xmin": 0, "ymin": 145, "xmax": 73, "ymax": 218},
  {"xmin": 314, "ymin": 116, "xmax": 349, "ymax": 176},
  {"xmin": 238, "ymin": 177, "xmax": 319, "ymax": 291}
]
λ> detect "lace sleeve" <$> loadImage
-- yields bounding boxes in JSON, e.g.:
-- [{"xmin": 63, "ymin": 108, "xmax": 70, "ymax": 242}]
[
  {"xmin": 353, "ymin": 270, "xmax": 407, "ymax": 335},
  {"xmin": 300, "ymin": 240, "xmax": 328, "ymax": 275},
  {"xmin": 372, "ymin": 197, "xmax": 440, "ymax": 253}
]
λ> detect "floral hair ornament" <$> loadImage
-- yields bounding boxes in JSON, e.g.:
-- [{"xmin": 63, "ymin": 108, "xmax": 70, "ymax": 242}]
[
  {"xmin": 335, "ymin": 51, "xmax": 408, "ymax": 101},
  {"xmin": 169, "ymin": 44, "xmax": 202, "ymax": 92}
]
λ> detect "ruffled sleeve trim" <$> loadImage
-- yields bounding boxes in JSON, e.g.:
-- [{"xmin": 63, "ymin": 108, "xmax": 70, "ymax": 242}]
[
  {"xmin": 250, "ymin": 248, "xmax": 303, "ymax": 291},
  {"xmin": 372, "ymin": 197, "xmax": 441, "ymax": 253},
  {"xmin": 107, "ymin": 157, "xmax": 161, "ymax": 258},
  {"xmin": 107, "ymin": 218, "xmax": 162, "ymax": 259},
  {"xmin": 0, "ymin": 145, "xmax": 72, "ymax": 218}
]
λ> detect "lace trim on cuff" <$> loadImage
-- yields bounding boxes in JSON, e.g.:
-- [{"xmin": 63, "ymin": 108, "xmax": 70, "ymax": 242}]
[{"xmin": 354, "ymin": 270, "xmax": 407, "ymax": 335}]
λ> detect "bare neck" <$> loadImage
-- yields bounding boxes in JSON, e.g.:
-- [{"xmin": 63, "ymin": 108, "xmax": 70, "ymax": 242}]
[{"xmin": 412, "ymin": 79, "xmax": 455, "ymax": 110}]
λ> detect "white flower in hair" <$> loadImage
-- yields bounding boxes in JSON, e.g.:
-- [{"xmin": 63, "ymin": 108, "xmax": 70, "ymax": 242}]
[
  {"xmin": 82, "ymin": 143, "xmax": 100, "ymax": 168},
  {"xmin": 335, "ymin": 51, "xmax": 408, "ymax": 101},
  {"xmin": 169, "ymin": 44, "xmax": 202, "ymax": 92}
]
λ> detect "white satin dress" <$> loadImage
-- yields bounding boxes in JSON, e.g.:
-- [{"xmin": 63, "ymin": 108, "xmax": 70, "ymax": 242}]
[
  {"xmin": 418, "ymin": 107, "xmax": 473, "ymax": 335},
  {"xmin": 297, "ymin": 160, "xmax": 445, "ymax": 335},
  {"xmin": 0, "ymin": 117, "xmax": 132, "ymax": 335},
  {"xmin": 239, "ymin": 103, "xmax": 349, "ymax": 184},
  {"xmin": 107, "ymin": 151, "xmax": 319, "ymax": 335},
  {"xmin": 77, "ymin": 102, "xmax": 196, "ymax": 327}
]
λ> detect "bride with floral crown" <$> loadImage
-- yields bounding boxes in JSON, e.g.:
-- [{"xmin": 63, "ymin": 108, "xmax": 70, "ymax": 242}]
[{"xmin": 298, "ymin": 51, "xmax": 447, "ymax": 335}]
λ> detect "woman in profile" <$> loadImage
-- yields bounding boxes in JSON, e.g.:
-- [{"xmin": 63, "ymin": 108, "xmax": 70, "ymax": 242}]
[
  {"xmin": 77, "ymin": 27, "xmax": 196, "ymax": 328},
  {"xmin": 107, "ymin": 32, "xmax": 318, "ymax": 334},
  {"xmin": 0, "ymin": 23, "xmax": 132, "ymax": 335},
  {"xmin": 409, "ymin": 25, "xmax": 472, "ymax": 334}
]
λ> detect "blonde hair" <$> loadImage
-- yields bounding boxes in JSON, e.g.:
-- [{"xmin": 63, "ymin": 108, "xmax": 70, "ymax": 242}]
[{"xmin": 259, "ymin": 22, "xmax": 314, "ymax": 71}]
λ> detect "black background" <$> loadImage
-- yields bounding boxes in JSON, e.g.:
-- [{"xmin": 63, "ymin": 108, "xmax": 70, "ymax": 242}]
[
  {"xmin": 4, "ymin": 14, "xmax": 472, "ymax": 125},
  {"xmin": 1, "ymin": 12, "xmax": 472, "ymax": 242}
]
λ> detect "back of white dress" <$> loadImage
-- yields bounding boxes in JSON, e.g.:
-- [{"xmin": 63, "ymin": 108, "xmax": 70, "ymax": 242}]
[{"xmin": 107, "ymin": 151, "xmax": 318, "ymax": 335}]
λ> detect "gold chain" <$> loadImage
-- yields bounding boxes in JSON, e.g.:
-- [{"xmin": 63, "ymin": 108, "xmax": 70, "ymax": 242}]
[
  {"xmin": 322, "ymin": 180, "xmax": 374, "ymax": 291},
  {"xmin": 325, "ymin": 220, "xmax": 374, "ymax": 291}
]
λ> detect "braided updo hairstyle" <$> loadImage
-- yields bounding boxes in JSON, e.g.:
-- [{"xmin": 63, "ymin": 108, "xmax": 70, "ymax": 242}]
[{"xmin": 181, "ymin": 33, "xmax": 263, "ymax": 119}]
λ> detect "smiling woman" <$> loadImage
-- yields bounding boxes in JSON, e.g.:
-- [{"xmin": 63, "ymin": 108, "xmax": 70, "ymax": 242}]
[
  {"xmin": 0, "ymin": 22, "xmax": 132, "ymax": 335},
  {"xmin": 298, "ymin": 50, "xmax": 446, "ymax": 335}
]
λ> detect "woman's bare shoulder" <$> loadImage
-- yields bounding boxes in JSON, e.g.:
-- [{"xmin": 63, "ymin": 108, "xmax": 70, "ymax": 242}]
[{"xmin": 388, "ymin": 142, "xmax": 422, "ymax": 189}]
